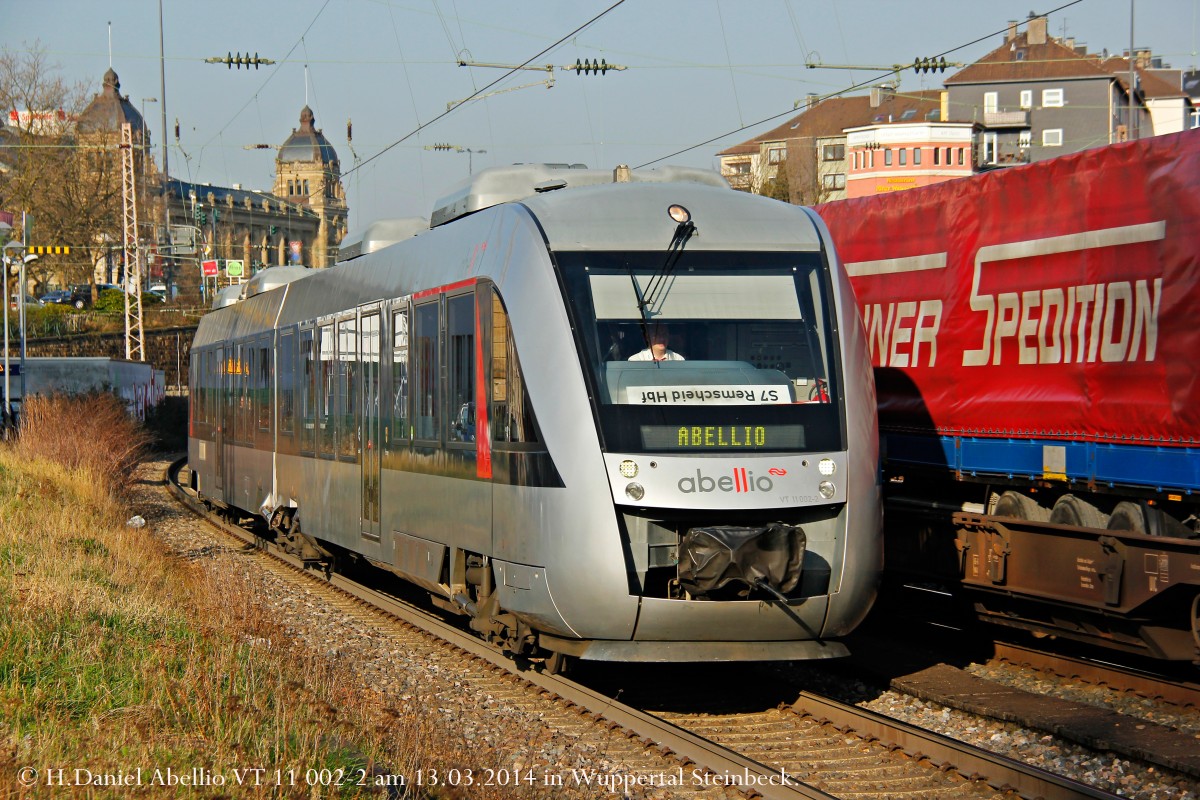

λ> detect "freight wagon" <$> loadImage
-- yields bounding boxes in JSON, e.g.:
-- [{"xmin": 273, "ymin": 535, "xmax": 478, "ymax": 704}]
[{"xmin": 817, "ymin": 130, "xmax": 1200, "ymax": 661}]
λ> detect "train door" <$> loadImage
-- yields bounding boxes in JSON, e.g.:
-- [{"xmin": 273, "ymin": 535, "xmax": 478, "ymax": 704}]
[
  {"xmin": 360, "ymin": 307, "xmax": 382, "ymax": 541},
  {"xmin": 213, "ymin": 345, "xmax": 225, "ymax": 492}
]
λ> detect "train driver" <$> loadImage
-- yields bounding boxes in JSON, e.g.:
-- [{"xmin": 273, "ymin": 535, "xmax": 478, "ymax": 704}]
[{"xmin": 628, "ymin": 324, "xmax": 685, "ymax": 362}]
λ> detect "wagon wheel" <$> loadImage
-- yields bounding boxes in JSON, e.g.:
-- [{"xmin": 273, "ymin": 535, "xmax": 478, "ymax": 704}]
[
  {"xmin": 1191, "ymin": 593, "xmax": 1200, "ymax": 652},
  {"xmin": 545, "ymin": 651, "xmax": 571, "ymax": 676}
]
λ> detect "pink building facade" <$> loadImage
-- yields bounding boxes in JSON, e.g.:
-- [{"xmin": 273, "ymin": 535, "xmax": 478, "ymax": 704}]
[{"xmin": 844, "ymin": 122, "xmax": 975, "ymax": 198}]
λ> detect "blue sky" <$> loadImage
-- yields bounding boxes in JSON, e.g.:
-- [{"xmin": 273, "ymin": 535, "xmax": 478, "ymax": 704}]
[{"xmin": 5, "ymin": 1, "xmax": 1196, "ymax": 227}]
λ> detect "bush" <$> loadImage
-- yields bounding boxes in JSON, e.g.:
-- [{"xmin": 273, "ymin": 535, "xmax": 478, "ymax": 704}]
[
  {"xmin": 5, "ymin": 302, "xmax": 76, "ymax": 338},
  {"xmin": 17, "ymin": 392, "xmax": 151, "ymax": 500},
  {"xmin": 93, "ymin": 288, "xmax": 127, "ymax": 313}
]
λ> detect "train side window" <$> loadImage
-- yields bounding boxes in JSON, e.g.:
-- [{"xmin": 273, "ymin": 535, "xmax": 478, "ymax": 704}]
[
  {"xmin": 279, "ymin": 330, "xmax": 295, "ymax": 436},
  {"xmin": 300, "ymin": 328, "xmax": 315, "ymax": 452},
  {"xmin": 257, "ymin": 337, "xmax": 272, "ymax": 433},
  {"xmin": 412, "ymin": 302, "xmax": 440, "ymax": 441},
  {"xmin": 238, "ymin": 343, "xmax": 250, "ymax": 444},
  {"xmin": 447, "ymin": 293, "xmax": 476, "ymax": 445},
  {"xmin": 391, "ymin": 309, "xmax": 409, "ymax": 444},
  {"xmin": 490, "ymin": 291, "xmax": 541, "ymax": 444},
  {"xmin": 337, "ymin": 316, "xmax": 359, "ymax": 461},
  {"xmin": 189, "ymin": 352, "xmax": 199, "ymax": 429},
  {"xmin": 319, "ymin": 324, "xmax": 335, "ymax": 457}
]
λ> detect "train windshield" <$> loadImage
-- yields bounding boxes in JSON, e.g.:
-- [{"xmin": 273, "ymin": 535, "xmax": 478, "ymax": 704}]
[{"xmin": 557, "ymin": 251, "xmax": 844, "ymax": 454}]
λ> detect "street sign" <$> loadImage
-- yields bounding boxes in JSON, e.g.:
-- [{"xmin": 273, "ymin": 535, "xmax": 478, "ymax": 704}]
[
  {"xmin": 225, "ymin": 259, "xmax": 244, "ymax": 277},
  {"xmin": 289, "ymin": 240, "xmax": 302, "ymax": 263},
  {"xmin": 201, "ymin": 259, "xmax": 218, "ymax": 277},
  {"xmin": 169, "ymin": 225, "xmax": 197, "ymax": 255}
]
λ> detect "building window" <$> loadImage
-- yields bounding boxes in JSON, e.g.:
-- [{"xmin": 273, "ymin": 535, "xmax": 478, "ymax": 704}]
[
  {"xmin": 731, "ymin": 161, "xmax": 750, "ymax": 174},
  {"xmin": 933, "ymin": 147, "xmax": 940, "ymax": 165},
  {"xmin": 821, "ymin": 173, "xmax": 846, "ymax": 190},
  {"xmin": 913, "ymin": 148, "xmax": 921, "ymax": 165},
  {"xmin": 1043, "ymin": 128, "xmax": 1064, "ymax": 146},
  {"xmin": 821, "ymin": 143, "xmax": 845, "ymax": 161},
  {"xmin": 767, "ymin": 146, "xmax": 786, "ymax": 164},
  {"xmin": 984, "ymin": 91, "xmax": 998, "ymax": 113},
  {"xmin": 869, "ymin": 150, "xmax": 875, "ymax": 168},
  {"xmin": 957, "ymin": 148, "xmax": 964, "ymax": 165},
  {"xmin": 1042, "ymin": 88, "xmax": 1064, "ymax": 107},
  {"xmin": 898, "ymin": 148, "xmax": 907, "ymax": 166},
  {"xmin": 884, "ymin": 149, "xmax": 893, "ymax": 166},
  {"xmin": 1020, "ymin": 90, "xmax": 1033, "ymax": 109},
  {"xmin": 1019, "ymin": 130, "xmax": 1032, "ymax": 148}
]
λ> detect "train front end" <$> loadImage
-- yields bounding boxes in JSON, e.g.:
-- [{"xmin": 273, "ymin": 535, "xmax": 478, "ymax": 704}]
[{"xmin": 513, "ymin": 178, "xmax": 881, "ymax": 661}]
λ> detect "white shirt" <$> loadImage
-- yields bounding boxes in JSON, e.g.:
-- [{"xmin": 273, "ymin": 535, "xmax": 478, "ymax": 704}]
[{"xmin": 628, "ymin": 348, "xmax": 685, "ymax": 362}]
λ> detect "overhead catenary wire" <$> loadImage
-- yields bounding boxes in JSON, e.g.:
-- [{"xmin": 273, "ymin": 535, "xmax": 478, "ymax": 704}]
[
  {"xmin": 634, "ymin": 0, "xmax": 1086, "ymax": 169},
  {"xmin": 344, "ymin": 0, "xmax": 629, "ymax": 180}
]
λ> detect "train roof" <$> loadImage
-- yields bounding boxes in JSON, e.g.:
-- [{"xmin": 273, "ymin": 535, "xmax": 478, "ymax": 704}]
[
  {"xmin": 338, "ymin": 217, "xmax": 428, "ymax": 260},
  {"xmin": 430, "ymin": 163, "xmax": 728, "ymax": 227},
  {"xmin": 523, "ymin": 180, "xmax": 825, "ymax": 253}
]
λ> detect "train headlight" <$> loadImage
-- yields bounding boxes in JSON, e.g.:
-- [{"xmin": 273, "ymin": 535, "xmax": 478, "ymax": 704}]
[
  {"xmin": 818, "ymin": 458, "xmax": 836, "ymax": 476},
  {"xmin": 818, "ymin": 480, "xmax": 836, "ymax": 499},
  {"xmin": 619, "ymin": 460, "xmax": 639, "ymax": 478},
  {"xmin": 667, "ymin": 204, "xmax": 691, "ymax": 224},
  {"xmin": 625, "ymin": 482, "xmax": 645, "ymax": 501}
]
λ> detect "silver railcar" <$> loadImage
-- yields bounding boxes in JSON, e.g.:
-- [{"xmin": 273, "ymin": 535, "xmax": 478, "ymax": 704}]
[{"xmin": 188, "ymin": 164, "xmax": 881, "ymax": 663}]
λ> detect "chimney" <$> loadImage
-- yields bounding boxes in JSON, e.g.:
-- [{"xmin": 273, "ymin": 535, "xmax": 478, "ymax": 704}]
[
  {"xmin": 1028, "ymin": 15, "xmax": 1047, "ymax": 46},
  {"xmin": 612, "ymin": 164, "xmax": 631, "ymax": 183},
  {"xmin": 1006, "ymin": 20, "xmax": 1018, "ymax": 42},
  {"xmin": 1064, "ymin": 37, "xmax": 1074, "ymax": 50},
  {"xmin": 870, "ymin": 86, "xmax": 882, "ymax": 107},
  {"xmin": 805, "ymin": 92, "xmax": 819, "ymax": 109}
]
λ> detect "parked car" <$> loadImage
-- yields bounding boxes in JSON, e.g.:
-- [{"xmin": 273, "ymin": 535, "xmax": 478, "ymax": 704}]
[
  {"xmin": 8, "ymin": 294, "xmax": 43, "ymax": 310},
  {"xmin": 63, "ymin": 285, "xmax": 96, "ymax": 309},
  {"xmin": 39, "ymin": 289, "xmax": 73, "ymax": 305}
]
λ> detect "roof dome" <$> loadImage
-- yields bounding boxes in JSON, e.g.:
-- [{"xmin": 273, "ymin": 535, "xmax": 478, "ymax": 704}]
[
  {"xmin": 277, "ymin": 105, "xmax": 338, "ymax": 164},
  {"xmin": 76, "ymin": 68, "xmax": 148, "ymax": 139}
]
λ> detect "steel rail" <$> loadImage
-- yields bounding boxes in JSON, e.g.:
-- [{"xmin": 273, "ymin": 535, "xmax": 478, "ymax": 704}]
[
  {"xmin": 991, "ymin": 641, "xmax": 1200, "ymax": 709},
  {"xmin": 164, "ymin": 459, "xmax": 833, "ymax": 800},
  {"xmin": 165, "ymin": 459, "xmax": 1126, "ymax": 800},
  {"xmin": 793, "ymin": 692, "xmax": 1120, "ymax": 800}
]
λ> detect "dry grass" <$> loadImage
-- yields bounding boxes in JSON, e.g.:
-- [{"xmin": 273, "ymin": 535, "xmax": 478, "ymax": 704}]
[
  {"xmin": 0, "ymin": 401, "xmax": 586, "ymax": 798},
  {"xmin": 16, "ymin": 393, "xmax": 151, "ymax": 500}
]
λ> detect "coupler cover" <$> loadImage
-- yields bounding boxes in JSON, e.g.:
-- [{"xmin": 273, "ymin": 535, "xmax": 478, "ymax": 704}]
[{"xmin": 678, "ymin": 523, "xmax": 806, "ymax": 597}]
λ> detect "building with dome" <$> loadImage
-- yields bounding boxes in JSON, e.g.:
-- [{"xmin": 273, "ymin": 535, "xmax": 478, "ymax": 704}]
[
  {"xmin": 271, "ymin": 106, "xmax": 348, "ymax": 268},
  {"xmin": 55, "ymin": 70, "xmax": 351, "ymax": 299}
]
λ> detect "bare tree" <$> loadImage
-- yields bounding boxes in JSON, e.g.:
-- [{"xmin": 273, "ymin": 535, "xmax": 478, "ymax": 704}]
[{"xmin": 0, "ymin": 41, "xmax": 121, "ymax": 296}]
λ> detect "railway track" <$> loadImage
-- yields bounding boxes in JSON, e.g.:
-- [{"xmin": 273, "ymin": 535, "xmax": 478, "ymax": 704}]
[{"xmin": 165, "ymin": 458, "xmax": 1136, "ymax": 800}]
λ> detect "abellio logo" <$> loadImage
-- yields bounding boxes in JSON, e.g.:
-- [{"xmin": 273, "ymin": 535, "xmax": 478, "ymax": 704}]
[{"xmin": 677, "ymin": 467, "xmax": 784, "ymax": 494}]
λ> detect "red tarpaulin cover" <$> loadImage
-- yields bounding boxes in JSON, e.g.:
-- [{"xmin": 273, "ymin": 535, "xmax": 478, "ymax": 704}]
[{"xmin": 817, "ymin": 130, "xmax": 1200, "ymax": 446}]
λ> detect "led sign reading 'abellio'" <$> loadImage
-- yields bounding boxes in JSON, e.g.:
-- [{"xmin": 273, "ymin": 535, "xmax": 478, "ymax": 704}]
[{"xmin": 641, "ymin": 424, "xmax": 806, "ymax": 450}]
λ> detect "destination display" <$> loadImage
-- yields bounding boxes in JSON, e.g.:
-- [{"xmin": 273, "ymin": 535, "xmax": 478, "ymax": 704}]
[
  {"xmin": 641, "ymin": 424, "xmax": 805, "ymax": 450},
  {"xmin": 625, "ymin": 384, "xmax": 792, "ymax": 405}
]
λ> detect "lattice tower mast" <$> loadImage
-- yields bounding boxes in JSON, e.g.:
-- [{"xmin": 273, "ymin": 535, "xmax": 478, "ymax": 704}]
[{"xmin": 120, "ymin": 123, "xmax": 145, "ymax": 360}]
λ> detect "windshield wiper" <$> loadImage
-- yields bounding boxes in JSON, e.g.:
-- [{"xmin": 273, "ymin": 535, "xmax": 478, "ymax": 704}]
[{"xmin": 634, "ymin": 217, "xmax": 696, "ymax": 354}]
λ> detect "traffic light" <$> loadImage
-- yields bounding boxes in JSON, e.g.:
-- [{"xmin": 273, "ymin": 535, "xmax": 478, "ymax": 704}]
[
  {"xmin": 913, "ymin": 56, "xmax": 948, "ymax": 74},
  {"xmin": 269, "ymin": 225, "xmax": 277, "ymax": 236}
]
